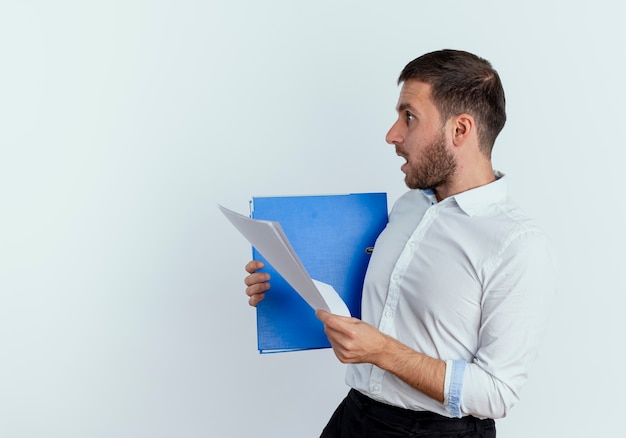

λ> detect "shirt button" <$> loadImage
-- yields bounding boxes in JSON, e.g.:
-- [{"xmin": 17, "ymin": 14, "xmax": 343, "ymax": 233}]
[
  {"xmin": 371, "ymin": 384, "xmax": 380, "ymax": 392},
  {"xmin": 385, "ymin": 310, "xmax": 393, "ymax": 318},
  {"xmin": 392, "ymin": 273, "xmax": 399, "ymax": 281}
]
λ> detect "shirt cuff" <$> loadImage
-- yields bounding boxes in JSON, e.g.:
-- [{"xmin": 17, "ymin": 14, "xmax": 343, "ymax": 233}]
[{"xmin": 443, "ymin": 359, "xmax": 467, "ymax": 418}]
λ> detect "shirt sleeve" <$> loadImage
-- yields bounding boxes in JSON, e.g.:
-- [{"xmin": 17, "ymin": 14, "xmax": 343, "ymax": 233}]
[
  {"xmin": 443, "ymin": 359, "xmax": 467, "ymax": 418},
  {"xmin": 449, "ymin": 229, "xmax": 557, "ymax": 419}
]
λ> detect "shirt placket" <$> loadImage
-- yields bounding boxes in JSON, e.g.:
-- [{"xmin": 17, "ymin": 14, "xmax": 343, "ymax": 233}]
[{"xmin": 368, "ymin": 204, "xmax": 440, "ymax": 396}]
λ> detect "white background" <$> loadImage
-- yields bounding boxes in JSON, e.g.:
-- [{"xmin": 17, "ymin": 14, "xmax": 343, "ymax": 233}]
[{"xmin": 1, "ymin": 1, "xmax": 624, "ymax": 436}]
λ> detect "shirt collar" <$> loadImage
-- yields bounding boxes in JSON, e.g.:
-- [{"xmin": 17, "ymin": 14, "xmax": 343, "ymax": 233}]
[{"xmin": 421, "ymin": 171, "xmax": 508, "ymax": 217}]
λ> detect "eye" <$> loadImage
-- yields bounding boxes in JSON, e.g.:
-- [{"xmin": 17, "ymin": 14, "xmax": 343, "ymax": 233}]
[{"xmin": 405, "ymin": 112, "xmax": 416, "ymax": 123}]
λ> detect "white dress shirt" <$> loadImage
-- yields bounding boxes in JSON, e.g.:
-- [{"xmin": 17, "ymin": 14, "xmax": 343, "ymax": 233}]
[{"xmin": 345, "ymin": 173, "xmax": 556, "ymax": 419}]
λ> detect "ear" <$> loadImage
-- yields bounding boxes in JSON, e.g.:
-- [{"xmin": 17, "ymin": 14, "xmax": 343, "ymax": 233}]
[{"xmin": 450, "ymin": 114, "xmax": 475, "ymax": 147}]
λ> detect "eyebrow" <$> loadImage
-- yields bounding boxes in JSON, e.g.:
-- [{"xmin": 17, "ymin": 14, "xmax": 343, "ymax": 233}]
[{"xmin": 397, "ymin": 102, "xmax": 420, "ymax": 115}]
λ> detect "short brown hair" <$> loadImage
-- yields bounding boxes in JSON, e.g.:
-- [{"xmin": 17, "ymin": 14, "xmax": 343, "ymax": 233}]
[{"xmin": 398, "ymin": 50, "xmax": 506, "ymax": 156}]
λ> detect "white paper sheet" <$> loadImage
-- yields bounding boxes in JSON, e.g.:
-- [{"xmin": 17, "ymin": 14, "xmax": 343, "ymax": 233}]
[{"xmin": 218, "ymin": 204, "xmax": 351, "ymax": 317}]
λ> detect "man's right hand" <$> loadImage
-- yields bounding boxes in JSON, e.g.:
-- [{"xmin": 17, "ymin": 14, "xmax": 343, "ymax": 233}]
[{"xmin": 244, "ymin": 260, "xmax": 270, "ymax": 307}]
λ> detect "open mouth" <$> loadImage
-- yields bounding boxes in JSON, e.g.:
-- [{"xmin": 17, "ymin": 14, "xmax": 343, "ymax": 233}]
[{"xmin": 396, "ymin": 149, "xmax": 408, "ymax": 170}]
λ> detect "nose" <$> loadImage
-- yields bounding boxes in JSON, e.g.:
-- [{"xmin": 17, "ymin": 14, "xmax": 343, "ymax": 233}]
[{"xmin": 386, "ymin": 119, "xmax": 402, "ymax": 145}]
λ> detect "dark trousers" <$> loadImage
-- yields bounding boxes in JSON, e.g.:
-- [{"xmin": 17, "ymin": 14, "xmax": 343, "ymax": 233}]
[{"xmin": 320, "ymin": 389, "xmax": 496, "ymax": 438}]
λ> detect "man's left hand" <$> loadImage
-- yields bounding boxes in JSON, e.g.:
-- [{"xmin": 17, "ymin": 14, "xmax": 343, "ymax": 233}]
[{"xmin": 316, "ymin": 310, "xmax": 388, "ymax": 365}]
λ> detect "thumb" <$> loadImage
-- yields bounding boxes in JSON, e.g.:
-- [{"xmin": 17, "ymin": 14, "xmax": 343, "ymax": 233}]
[{"xmin": 316, "ymin": 309, "xmax": 331, "ymax": 321}]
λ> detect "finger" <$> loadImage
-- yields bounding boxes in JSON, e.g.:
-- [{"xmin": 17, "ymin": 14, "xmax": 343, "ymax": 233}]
[
  {"xmin": 244, "ymin": 272, "xmax": 270, "ymax": 287},
  {"xmin": 316, "ymin": 310, "xmax": 352, "ymax": 326},
  {"xmin": 316, "ymin": 309, "xmax": 331, "ymax": 322},
  {"xmin": 248, "ymin": 292, "xmax": 265, "ymax": 307},
  {"xmin": 245, "ymin": 281, "xmax": 270, "ymax": 298},
  {"xmin": 317, "ymin": 311, "xmax": 348, "ymax": 337},
  {"xmin": 246, "ymin": 283, "xmax": 269, "ymax": 307},
  {"xmin": 245, "ymin": 260, "xmax": 264, "ymax": 274}
]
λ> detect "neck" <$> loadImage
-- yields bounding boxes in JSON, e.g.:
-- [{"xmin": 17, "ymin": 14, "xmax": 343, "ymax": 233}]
[{"xmin": 433, "ymin": 160, "xmax": 495, "ymax": 202}]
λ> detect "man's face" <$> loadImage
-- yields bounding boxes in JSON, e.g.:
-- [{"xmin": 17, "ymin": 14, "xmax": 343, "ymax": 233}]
[{"xmin": 386, "ymin": 80, "xmax": 456, "ymax": 191}]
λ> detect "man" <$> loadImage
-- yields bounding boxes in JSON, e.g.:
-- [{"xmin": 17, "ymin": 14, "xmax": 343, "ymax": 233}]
[{"xmin": 244, "ymin": 49, "xmax": 555, "ymax": 437}]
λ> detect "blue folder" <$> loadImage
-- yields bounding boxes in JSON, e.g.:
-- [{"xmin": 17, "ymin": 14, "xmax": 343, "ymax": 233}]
[{"xmin": 250, "ymin": 193, "xmax": 388, "ymax": 353}]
